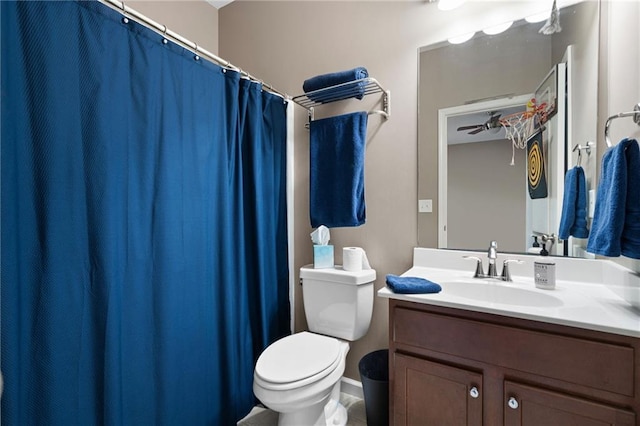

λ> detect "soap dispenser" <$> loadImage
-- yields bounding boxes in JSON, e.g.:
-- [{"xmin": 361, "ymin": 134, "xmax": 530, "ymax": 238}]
[
  {"xmin": 532, "ymin": 236, "xmax": 540, "ymax": 249},
  {"xmin": 534, "ymin": 244, "xmax": 556, "ymax": 290}
]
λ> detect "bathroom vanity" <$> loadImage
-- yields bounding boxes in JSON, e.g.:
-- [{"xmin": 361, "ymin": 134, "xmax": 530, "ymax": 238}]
[{"xmin": 379, "ymin": 249, "xmax": 640, "ymax": 425}]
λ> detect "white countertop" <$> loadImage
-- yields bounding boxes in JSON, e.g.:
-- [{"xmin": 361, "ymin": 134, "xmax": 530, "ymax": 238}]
[{"xmin": 378, "ymin": 248, "xmax": 640, "ymax": 338}]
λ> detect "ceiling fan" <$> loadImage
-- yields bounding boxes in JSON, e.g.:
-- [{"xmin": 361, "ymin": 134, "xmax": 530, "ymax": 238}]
[{"xmin": 457, "ymin": 111, "xmax": 502, "ymax": 135}]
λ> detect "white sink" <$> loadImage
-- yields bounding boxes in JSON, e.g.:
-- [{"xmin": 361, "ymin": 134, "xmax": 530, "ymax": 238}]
[
  {"xmin": 442, "ymin": 279, "xmax": 564, "ymax": 307},
  {"xmin": 377, "ymin": 248, "xmax": 640, "ymax": 338}
]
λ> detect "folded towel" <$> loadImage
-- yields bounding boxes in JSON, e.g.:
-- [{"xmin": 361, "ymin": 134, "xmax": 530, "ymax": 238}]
[
  {"xmin": 587, "ymin": 138, "xmax": 640, "ymax": 258},
  {"xmin": 558, "ymin": 166, "xmax": 589, "ymax": 240},
  {"xmin": 310, "ymin": 112, "xmax": 367, "ymax": 228},
  {"xmin": 303, "ymin": 67, "xmax": 368, "ymax": 103},
  {"xmin": 386, "ymin": 274, "xmax": 442, "ymax": 294}
]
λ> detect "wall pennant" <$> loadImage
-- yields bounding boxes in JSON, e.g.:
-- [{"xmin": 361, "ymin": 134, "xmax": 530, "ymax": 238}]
[{"xmin": 527, "ymin": 129, "xmax": 548, "ymax": 199}]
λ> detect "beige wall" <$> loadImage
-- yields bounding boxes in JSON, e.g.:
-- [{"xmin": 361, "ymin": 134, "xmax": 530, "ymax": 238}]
[
  {"xmin": 448, "ymin": 140, "xmax": 526, "ymax": 252},
  {"xmin": 107, "ymin": 0, "xmax": 639, "ymax": 385},
  {"xmin": 220, "ymin": 1, "xmax": 421, "ymax": 380},
  {"xmin": 128, "ymin": 1, "xmax": 219, "ymax": 54},
  {"xmin": 599, "ymin": 0, "xmax": 640, "ymax": 273},
  {"xmin": 218, "ymin": 0, "xmax": 555, "ymax": 380}
]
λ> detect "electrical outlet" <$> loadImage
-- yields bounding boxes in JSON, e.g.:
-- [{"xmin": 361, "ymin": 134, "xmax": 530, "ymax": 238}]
[{"xmin": 419, "ymin": 199, "xmax": 433, "ymax": 213}]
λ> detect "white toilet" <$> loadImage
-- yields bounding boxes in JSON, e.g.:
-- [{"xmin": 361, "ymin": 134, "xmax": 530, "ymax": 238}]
[{"xmin": 253, "ymin": 265, "xmax": 376, "ymax": 426}]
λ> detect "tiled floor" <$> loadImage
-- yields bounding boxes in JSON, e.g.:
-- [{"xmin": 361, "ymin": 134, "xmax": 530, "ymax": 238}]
[{"xmin": 237, "ymin": 392, "xmax": 367, "ymax": 426}]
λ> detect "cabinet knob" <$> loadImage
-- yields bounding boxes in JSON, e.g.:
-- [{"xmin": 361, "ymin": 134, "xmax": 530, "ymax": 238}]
[
  {"xmin": 469, "ymin": 387, "xmax": 479, "ymax": 398},
  {"xmin": 508, "ymin": 397, "xmax": 519, "ymax": 409}
]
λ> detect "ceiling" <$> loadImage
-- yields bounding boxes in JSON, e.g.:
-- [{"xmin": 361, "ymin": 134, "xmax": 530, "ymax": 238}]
[{"xmin": 205, "ymin": 0, "xmax": 234, "ymax": 9}]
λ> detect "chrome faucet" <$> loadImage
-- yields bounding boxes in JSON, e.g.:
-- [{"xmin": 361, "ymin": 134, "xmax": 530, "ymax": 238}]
[
  {"xmin": 463, "ymin": 240, "xmax": 523, "ymax": 282},
  {"xmin": 487, "ymin": 240, "xmax": 498, "ymax": 277}
]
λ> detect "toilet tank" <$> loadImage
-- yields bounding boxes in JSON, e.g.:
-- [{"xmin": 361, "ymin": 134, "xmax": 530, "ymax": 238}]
[{"xmin": 299, "ymin": 265, "xmax": 376, "ymax": 341}]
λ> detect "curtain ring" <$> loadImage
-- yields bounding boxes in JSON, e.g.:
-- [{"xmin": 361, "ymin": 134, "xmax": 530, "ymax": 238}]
[
  {"xmin": 121, "ymin": 1, "xmax": 129, "ymax": 24},
  {"xmin": 194, "ymin": 44, "xmax": 200, "ymax": 61},
  {"xmin": 162, "ymin": 25, "xmax": 168, "ymax": 45}
]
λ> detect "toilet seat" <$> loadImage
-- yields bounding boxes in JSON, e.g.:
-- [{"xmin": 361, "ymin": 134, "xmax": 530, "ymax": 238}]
[{"xmin": 255, "ymin": 332, "xmax": 343, "ymax": 391}]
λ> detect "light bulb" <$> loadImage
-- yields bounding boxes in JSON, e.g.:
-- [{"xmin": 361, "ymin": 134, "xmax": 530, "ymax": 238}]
[
  {"xmin": 482, "ymin": 21, "xmax": 513, "ymax": 35},
  {"xmin": 448, "ymin": 32, "xmax": 475, "ymax": 44},
  {"xmin": 525, "ymin": 11, "xmax": 549, "ymax": 23},
  {"xmin": 438, "ymin": 0, "xmax": 466, "ymax": 11}
]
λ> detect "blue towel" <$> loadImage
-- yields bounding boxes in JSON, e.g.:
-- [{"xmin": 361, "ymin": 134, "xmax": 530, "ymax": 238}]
[
  {"xmin": 558, "ymin": 166, "xmax": 589, "ymax": 240},
  {"xmin": 587, "ymin": 138, "xmax": 640, "ymax": 258},
  {"xmin": 303, "ymin": 67, "xmax": 368, "ymax": 103},
  {"xmin": 621, "ymin": 139, "xmax": 640, "ymax": 258},
  {"xmin": 386, "ymin": 274, "xmax": 442, "ymax": 294},
  {"xmin": 310, "ymin": 112, "xmax": 367, "ymax": 228}
]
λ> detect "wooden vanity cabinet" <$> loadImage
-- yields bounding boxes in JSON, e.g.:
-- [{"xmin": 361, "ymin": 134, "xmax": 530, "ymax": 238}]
[{"xmin": 388, "ymin": 299, "xmax": 639, "ymax": 425}]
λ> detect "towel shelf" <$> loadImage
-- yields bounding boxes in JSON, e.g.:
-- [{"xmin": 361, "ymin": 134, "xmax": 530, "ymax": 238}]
[
  {"xmin": 292, "ymin": 77, "xmax": 390, "ymax": 125},
  {"xmin": 604, "ymin": 103, "xmax": 640, "ymax": 147}
]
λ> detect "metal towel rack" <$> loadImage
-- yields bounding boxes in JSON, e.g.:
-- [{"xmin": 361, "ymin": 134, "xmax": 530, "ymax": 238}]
[
  {"xmin": 292, "ymin": 77, "xmax": 390, "ymax": 127},
  {"xmin": 604, "ymin": 103, "xmax": 640, "ymax": 147}
]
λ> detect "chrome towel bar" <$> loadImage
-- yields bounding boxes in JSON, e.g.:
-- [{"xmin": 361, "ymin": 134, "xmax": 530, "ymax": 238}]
[{"xmin": 604, "ymin": 103, "xmax": 640, "ymax": 147}]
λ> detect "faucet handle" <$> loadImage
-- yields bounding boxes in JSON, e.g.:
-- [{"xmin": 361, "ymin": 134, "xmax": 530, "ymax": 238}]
[
  {"xmin": 488, "ymin": 241, "xmax": 498, "ymax": 260},
  {"xmin": 463, "ymin": 255, "xmax": 484, "ymax": 278},
  {"xmin": 501, "ymin": 259, "xmax": 524, "ymax": 282}
]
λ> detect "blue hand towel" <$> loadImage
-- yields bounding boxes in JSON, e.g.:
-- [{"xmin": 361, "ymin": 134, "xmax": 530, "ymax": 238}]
[
  {"xmin": 310, "ymin": 111, "xmax": 367, "ymax": 228},
  {"xmin": 386, "ymin": 274, "xmax": 442, "ymax": 294},
  {"xmin": 558, "ymin": 166, "xmax": 589, "ymax": 240},
  {"xmin": 621, "ymin": 139, "xmax": 640, "ymax": 258},
  {"xmin": 587, "ymin": 138, "xmax": 640, "ymax": 258},
  {"xmin": 303, "ymin": 67, "xmax": 369, "ymax": 103}
]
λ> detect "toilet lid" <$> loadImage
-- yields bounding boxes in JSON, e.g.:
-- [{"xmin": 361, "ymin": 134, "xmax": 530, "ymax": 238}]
[{"xmin": 255, "ymin": 332, "xmax": 341, "ymax": 384}]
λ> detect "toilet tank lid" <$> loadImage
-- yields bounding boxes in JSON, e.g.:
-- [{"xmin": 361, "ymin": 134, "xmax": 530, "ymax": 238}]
[{"xmin": 300, "ymin": 265, "xmax": 376, "ymax": 285}]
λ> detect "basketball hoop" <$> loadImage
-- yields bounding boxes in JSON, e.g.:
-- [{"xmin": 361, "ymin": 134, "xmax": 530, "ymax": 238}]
[
  {"xmin": 500, "ymin": 99, "xmax": 550, "ymax": 165},
  {"xmin": 500, "ymin": 111, "xmax": 536, "ymax": 149}
]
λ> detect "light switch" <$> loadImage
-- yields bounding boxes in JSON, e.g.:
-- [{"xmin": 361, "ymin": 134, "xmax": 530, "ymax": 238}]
[
  {"xmin": 588, "ymin": 189, "xmax": 596, "ymax": 218},
  {"xmin": 419, "ymin": 199, "xmax": 433, "ymax": 213}
]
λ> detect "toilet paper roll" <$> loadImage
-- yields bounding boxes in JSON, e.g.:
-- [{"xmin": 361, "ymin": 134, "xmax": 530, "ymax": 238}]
[{"xmin": 343, "ymin": 247, "xmax": 371, "ymax": 271}]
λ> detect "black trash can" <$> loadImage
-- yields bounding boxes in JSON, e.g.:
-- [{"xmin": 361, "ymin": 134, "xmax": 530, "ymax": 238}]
[{"xmin": 358, "ymin": 349, "xmax": 389, "ymax": 426}]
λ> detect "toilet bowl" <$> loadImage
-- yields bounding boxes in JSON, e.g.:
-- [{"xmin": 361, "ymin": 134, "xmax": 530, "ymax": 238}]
[
  {"xmin": 253, "ymin": 266, "xmax": 376, "ymax": 426},
  {"xmin": 253, "ymin": 332, "xmax": 349, "ymax": 426}
]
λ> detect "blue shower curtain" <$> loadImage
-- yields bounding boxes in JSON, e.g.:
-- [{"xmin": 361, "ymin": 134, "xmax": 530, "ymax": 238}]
[{"xmin": 1, "ymin": 1, "xmax": 290, "ymax": 424}]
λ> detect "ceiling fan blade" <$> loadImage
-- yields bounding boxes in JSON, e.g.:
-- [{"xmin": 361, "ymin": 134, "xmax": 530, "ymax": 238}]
[
  {"xmin": 468, "ymin": 127, "xmax": 484, "ymax": 135},
  {"xmin": 457, "ymin": 124, "xmax": 483, "ymax": 131}
]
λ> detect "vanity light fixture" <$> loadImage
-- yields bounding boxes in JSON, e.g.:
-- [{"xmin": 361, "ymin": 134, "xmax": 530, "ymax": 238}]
[
  {"xmin": 482, "ymin": 21, "xmax": 513, "ymax": 35},
  {"xmin": 525, "ymin": 11, "xmax": 549, "ymax": 23},
  {"xmin": 438, "ymin": 0, "xmax": 465, "ymax": 11},
  {"xmin": 448, "ymin": 32, "xmax": 475, "ymax": 44}
]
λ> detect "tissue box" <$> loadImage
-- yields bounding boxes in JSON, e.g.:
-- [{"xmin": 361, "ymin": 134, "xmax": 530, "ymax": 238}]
[{"xmin": 313, "ymin": 245, "xmax": 334, "ymax": 269}]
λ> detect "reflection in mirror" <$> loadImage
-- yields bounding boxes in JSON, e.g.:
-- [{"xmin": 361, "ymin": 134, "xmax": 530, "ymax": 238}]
[{"xmin": 417, "ymin": 1, "xmax": 599, "ymax": 257}]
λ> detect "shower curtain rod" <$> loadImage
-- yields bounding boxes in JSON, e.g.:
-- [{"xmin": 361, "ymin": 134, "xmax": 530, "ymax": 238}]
[{"xmin": 99, "ymin": 0, "xmax": 290, "ymax": 101}]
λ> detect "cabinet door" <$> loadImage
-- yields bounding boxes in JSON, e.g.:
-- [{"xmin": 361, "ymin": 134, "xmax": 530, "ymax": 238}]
[
  {"xmin": 394, "ymin": 353, "xmax": 482, "ymax": 426},
  {"xmin": 504, "ymin": 381, "xmax": 636, "ymax": 426}
]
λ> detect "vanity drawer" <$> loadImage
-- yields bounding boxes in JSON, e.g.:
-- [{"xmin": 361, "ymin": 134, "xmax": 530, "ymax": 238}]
[{"xmin": 393, "ymin": 307, "xmax": 635, "ymax": 397}]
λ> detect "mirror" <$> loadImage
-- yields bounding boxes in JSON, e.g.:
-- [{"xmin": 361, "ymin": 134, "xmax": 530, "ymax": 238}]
[{"xmin": 418, "ymin": 1, "xmax": 600, "ymax": 257}]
